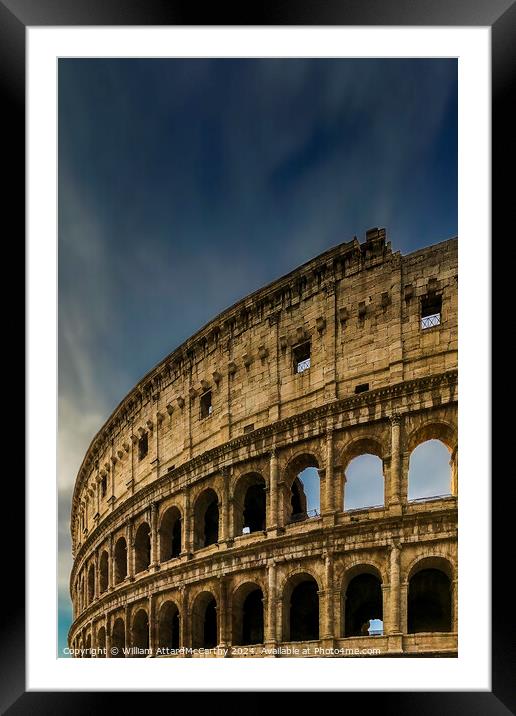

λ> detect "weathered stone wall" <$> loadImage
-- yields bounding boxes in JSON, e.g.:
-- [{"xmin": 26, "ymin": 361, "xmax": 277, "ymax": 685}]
[{"xmin": 68, "ymin": 229, "xmax": 458, "ymax": 657}]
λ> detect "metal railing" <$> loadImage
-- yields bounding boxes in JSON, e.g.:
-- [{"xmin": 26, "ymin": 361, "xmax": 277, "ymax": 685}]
[
  {"xmin": 296, "ymin": 357, "xmax": 311, "ymax": 373},
  {"xmin": 345, "ymin": 504, "xmax": 384, "ymax": 513},
  {"xmin": 421, "ymin": 313, "xmax": 441, "ymax": 329},
  {"xmin": 408, "ymin": 493, "xmax": 453, "ymax": 503}
]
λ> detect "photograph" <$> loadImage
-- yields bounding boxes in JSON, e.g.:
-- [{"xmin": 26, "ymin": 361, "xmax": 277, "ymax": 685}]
[{"xmin": 58, "ymin": 57, "xmax": 459, "ymax": 660}]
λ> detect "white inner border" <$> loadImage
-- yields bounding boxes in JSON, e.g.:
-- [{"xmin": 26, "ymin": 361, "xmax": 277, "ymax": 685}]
[{"xmin": 27, "ymin": 26, "xmax": 490, "ymax": 691}]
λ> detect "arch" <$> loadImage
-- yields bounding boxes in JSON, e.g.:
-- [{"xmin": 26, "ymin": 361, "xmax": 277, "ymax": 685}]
[
  {"xmin": 344, "ymin": 453, "xmax": 384, "ymax": 511},
  {"xmin": 232, "ymin": 582, "xmax": 264, "ymax": 646},
  {"xmin": 158, "ymin": 600, "xmax": 181, "ymax": 651},
  {"xmin": 87, "ymin": 564, "xmax": 95, "ymax": 605},
  {"xmin": 408, "ymin": 562, "xmax": 452, "ymax": 633},
  {"xmin": 159, "ymin": 506, "xmax": 182, "ymax": 562},
  {"xmin": 193, "ymin": 488, "xmax": 219, "ymax": 549},
  {"xmin": 114, "ymin": 537, "xmax": 127, "ymax": 584},
  {"xmin": 408, "ymin": 439, "xmax": 452, "ymax": 501},
  {"xmin": 132, "ymin": 608, "xmax": 150, "ymax": 656},
  {"xmin": 407, "ymin": 555, "xmax": 454, "ymax": 582},
  {"xmin": 341, "ymin": 436, "xmax": 384, "ymax": 471},
  {"xmin": 97, "ymin": 625, "xmax": 106, "ymax": 657},
  {"xmin": 134, "ymin": 522, "xmax": 151, "ymax": 573},
  {"xmin": 111, "ymin": 617, "xmax": 125, "ymax": 657},
  {"xmin": 233, "ymin": 473, "xmax": 266, "ymax": 536},
  {"xmin": 283, "ymin": 572, "xmax": 320, "ymax": 642},
  {"xmin": 283, "ymin": 453, "xmax": 320, "ymax": 524},
  {"xmin": 407, "ymin": 421, "xmax": 457, "ymax": 454},
  {"xmin": 343, "ymin": 568, "xmax": 383, "ymax": 637},
  {"xmin": 191, "ymin": 591, "xmax": 218, "ymax": 649},
  {"xmin": 99, "ymin": 550, "xmax": 109, "ymax": 594}
]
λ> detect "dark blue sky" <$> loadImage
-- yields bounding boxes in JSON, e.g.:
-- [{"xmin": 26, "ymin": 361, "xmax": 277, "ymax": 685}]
[{"xmin": 57, "ymin": 58, "xmax": 457, "ymax": 654}]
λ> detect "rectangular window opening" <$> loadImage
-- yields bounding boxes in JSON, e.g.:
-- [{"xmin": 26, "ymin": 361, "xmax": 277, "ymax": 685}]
[
  {"xmin": 293, "ymin": 341, "xmax": 311, "ymax": 374},
  {"xmin": 138, "ymin": 433, "xmax": 148, "ymax": 461},
  {"xmin": 200, "ymin": 390, "xmax": 213, "ymax": 419},
  {"xmin": 421, "ymin": 294, "xmax": 442, "ymax": 330},
  {"xmin": 355, "ymin": 383, "xmax": 369, "ymax": 394},
  {"xmin": 100, "ymin": 476, "xmax": 107, "ymax": 498}
]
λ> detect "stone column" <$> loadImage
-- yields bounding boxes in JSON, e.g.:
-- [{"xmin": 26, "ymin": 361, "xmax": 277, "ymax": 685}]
[
  {"xmin": 381, "ymin": 584, "xmax": 390, "ymax": 633},
  {"xmin": 218, "ymin": 577, "xmax": 228, "ymax": 648},
  {"xmin": 220, "ymin": 468, "xmax": 230, "ymax": 543},
  {"xmin": 341, "ymin": 471, "xmax": 347, "ymax": 511},
  {"xmin": 183, "ymin": 489, "xmax": 192, "ymax": 556},
  {"xmin": 400, "ymin": 581, "xmax": 409, "ymax": 635},
  {"xmin": 268, "ymin": 449, "xmax": 278, "ymax": 530},
  {"xmin": 127, "ymin": 519, "xmax": 134, "ymax": 581},
  {"xmin": 109, "ymin": 533, "xmax": 115, "ymax": 590},
  {"xmin": 389, "ymin": 542, "xmax": 402, "ymax": 634},
  {"xmin": 180, "ymin": 587, "xmax": 190, "ymax": 651},
  {"xmin": 150, "ymin": 501, "xmax": 159, "ymax": 570},
  {"xmin": 388, "ymin": 542, "xmax": 403, "ymax": 653},
  {"xmin": 105, "ymin": 614, "xmax": 112, "ymax": 658},
  {"xmin": 265, "ymin": 560, "xmax": 278, "ymax": 648},
  {"xmin": 125, "ymin": 604, "xmax": 131, "ymax": 657},
  {"xmin": 450, "ymin": 446, "xmax": 458, "ymax": 497},
  {"xmin": 389, "ymin": 414, "xmax": 402, "ymax": 507},
  {"xmin": 452, "ymin": 577, "xmax": 458, "ymax": 632},
  {"xmin": 149, "ymin": 594, "xmax": 156, "ymax": 657},
  {"xmin": 93, "ymin": 549, "xmax": 99, "ymax": 600},
  {"xmin": 321, "ymin": 553, "xmax": 335, "ymax": 640},
  {"xmin": 324, "ymin": 429, "xmax": 335, "ymax": 513}
]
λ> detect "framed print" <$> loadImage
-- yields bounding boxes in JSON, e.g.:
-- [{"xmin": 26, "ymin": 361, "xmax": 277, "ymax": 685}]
[{"xmin": 6, "ymin": 0, "xmax": 510, "ymax": 710}]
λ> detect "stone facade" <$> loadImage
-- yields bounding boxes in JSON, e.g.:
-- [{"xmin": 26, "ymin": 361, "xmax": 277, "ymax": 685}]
[{"xmin": 68, "ymin": 228, "xmax": 458, "ymax": 658}]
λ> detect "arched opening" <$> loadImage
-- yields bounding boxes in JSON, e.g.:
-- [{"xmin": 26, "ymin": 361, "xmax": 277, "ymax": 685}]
[
  {"xmin": 158, "ymin": 601, "xmax": 180, "ymax": 650},
  {"xmin": 284, "ymin": 574, "xmax": 319, "ymax": 642},
  {"xmin": 99, "ymin": 551, "xmax": 109, "ymax": 594},
  {"xmin": 408, "ymin": 567, "xmax": 452, "ymax": 633},
  {"xmin": 132, "ymin": 609, "xmax": 150, "ymax": 656},
  {"xmin": 194, "ymin": 489, "xmax": 219, "ymax": 549},
  {"xmin": 134, "ymin": 522, "xmax": 151, "ymax": 573},
  {"xmin": 111, "ymin": 617, "xmax": 125, "ymax": 657},
  {"xmin": 408, "ymin": 439, "xmax": 452, "ymax": 501},
  {"xmin": 79, "ymin": 576, "xmax": 84, "ymax": 611},
  {"xmin": 114, "ymin": 537, "xmax": 127, "ymax": 584},
  {"xmin": 232, "ymin": 584, "xmax": 264, "ymax": 646},
  {"xmin": 84, "ymin": 633, "xmax": 91, "ymax": 658},
  {"xmin": 97, "ymin": 626, "xmax": 106, "ymax": 657},
  {"xmin": 192, "ymin": 592, "xmax": 218, "ymax": 649},
  {"xmin": 285, "ymin": 455, "xmax": 320, "ymax": 524},
  {"xmin": 344, "ymin": 571, "xmax": 383, "ymax": 637},
  {"xmin": 233, "ymin": 474, "xmax": 266, "ymax": 536},
  {"xmin": 87, "ymin": 564, "xmax": 95, "ymax": 604},
  {"xmin": 159, "ymin": 507, "xmax": 182, "ymax": 562},
  {"xmin": 344, "ymin": 454, "xmax": 384, "ymax": 510}
]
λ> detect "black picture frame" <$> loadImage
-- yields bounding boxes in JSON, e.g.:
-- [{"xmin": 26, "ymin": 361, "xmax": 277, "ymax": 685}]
[{"xmin": 8, "ymin": 0, "xmax": 511, "ymax": 711}]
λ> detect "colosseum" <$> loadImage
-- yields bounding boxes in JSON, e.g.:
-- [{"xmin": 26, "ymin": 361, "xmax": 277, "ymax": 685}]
[{"xmin": 68, "ymin": 227, "xmax": 458, "ymax": 658}]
